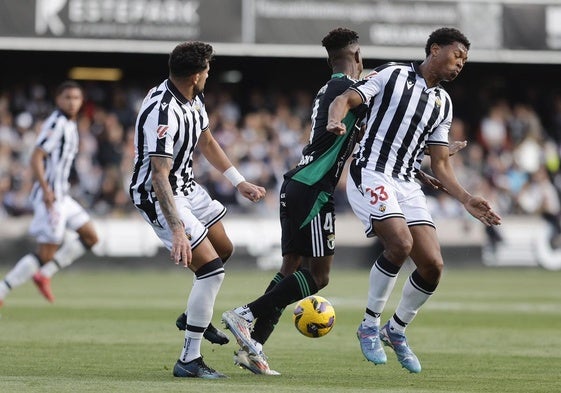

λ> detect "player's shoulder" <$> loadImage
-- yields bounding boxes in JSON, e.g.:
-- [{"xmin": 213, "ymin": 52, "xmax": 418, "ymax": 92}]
[
  {"xmin": 375, "ymin": 61, "xmax": 411, "ymax": 74},
  {"xmin": 42, "ymin": 110, "xmax": 65, "ymax": 130},
  {"xmin": 326, "ymin": 74, "xmax": 356, "ymax": 92}
]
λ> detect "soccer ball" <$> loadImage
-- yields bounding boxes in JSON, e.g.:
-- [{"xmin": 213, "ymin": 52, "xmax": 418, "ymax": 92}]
[{"xmin": 293, "ymin": 295, "xmax": 336, "ymax": 338}]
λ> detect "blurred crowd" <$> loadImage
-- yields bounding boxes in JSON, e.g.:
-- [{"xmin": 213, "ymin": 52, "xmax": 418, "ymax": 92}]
[{"xmin": 0, "ymin": 78, "xmax": 560, "ymax": 247}]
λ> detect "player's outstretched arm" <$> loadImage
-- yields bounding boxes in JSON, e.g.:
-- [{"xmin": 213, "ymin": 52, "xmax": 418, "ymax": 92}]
[
  {"xmin": 429, "ymin": 145, "xmax": 501, "ymax": 227},
  {"xmin": 198, "ymin": 130, "xmax": 266, "ymax": 203},
  {"xmin": 327, "ymin": 89, "xmax": 362, "ymax": 135}
]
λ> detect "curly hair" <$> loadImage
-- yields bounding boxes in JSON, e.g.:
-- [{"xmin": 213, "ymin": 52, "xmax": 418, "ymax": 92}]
[
  {"xmin": 321, "ymin": 27, "xmax": 359, "ymax": 52},
  {"xmin": 425, "ymin": 27, "xmax": 470, "ymax": 56},
  {"xmin": 169, "ymin": 41, "xmax": 214, "ymax": 77}
]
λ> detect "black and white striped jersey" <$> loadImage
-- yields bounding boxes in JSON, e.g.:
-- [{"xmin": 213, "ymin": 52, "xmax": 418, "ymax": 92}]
[
  {"xmin": 351, "ymin": 62, "xmax": 452, "ymax": 181},
  {"xmin": 30, "ymin": 110, "xmax": 79, "ymax": 203},
  {"xmin": 129, "ymin": 79, "xmax": 209, "ymax": 205}
]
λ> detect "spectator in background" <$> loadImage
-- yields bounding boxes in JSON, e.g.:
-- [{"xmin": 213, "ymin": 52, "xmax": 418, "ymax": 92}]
[{"xmin": 518, "ymin": 165, "xmax": 561, "ymax": 249}]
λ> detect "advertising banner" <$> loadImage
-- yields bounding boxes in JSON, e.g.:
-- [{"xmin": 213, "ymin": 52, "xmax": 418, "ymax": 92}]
[{"xmin": 0, "ymin": 0, "xmax": 560, "ymax": 62}]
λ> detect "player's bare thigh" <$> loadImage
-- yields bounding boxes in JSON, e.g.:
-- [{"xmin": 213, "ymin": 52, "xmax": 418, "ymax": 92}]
[
  {"xmin": 372, "ymin": 217, "xmax": 413, "ymax": 266},
  {"xmin": 189, "ymin": 237, "xmax": 220, "ymax": 272},
  {"xmin": 206, "ymin": 221, "xmax": 233, "ymax": 262}
]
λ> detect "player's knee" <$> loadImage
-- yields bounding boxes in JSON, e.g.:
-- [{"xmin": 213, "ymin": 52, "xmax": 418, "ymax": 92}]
[
  {"xmin": 315, "ymin": 276, "xmax": 329, "ymax": 290},
  {"xmin": 385, "ymin": 237, "xmax": 413, "ymax": 262},
  {"xmin": 81, "ymin": 232, "xmax": 99, "ymax": 249},
  {"xmin": 418, "ymin": 258, "xmax": 443, "ymax": 284},
  {"xmin": 313, "ymin": 273, "xmax": 330, "ymax": 290},
  {"xmin": 219, "ymin": 246, "xmax": 233, "ymax": 264}
]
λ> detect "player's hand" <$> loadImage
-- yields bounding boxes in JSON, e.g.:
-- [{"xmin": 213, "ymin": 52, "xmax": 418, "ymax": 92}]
[
  {"xmin": 416, "ymin": 171, "xmax": 448, "ymax": 193},
  {"xmin": 424, "ymin": 140, "xmax": 467, "ymax": 156},
  {"xmin": 42, "ymin": 187, "xmax": 56, "ymax": 210},
  {"xmin": 238, "ymin": 182, "xmax": 266, "ymax": 203},
  {"xmin": 464, "ymin": 196, "xmax": 502, "ymax": 227},
  {"xmin": 327, "ymin": 121, "xmax": 346, "ymax": 135},
  {"xmin": 171, "ymin": 229, "xmax": 192, "ymax": 267},
  {"xmin": 448, "ymin": 140, "xmax": 467, "ymax": 156}
]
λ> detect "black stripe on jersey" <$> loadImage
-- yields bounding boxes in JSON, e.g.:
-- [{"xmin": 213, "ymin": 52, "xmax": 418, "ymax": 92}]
[
  {"xmin": 375, "ymin": 62, "xmax": 408, "ymax": 73},
  {"xmin": 150, "ymin": 89, "xmax": 163, "ymax": 99},
  {"xmin": 180, "ymin": 109, "xmax": 199, "ymax": 195},
  {"xmin": 375, "ymin": 70, "xmax": 416, "ymax": 174},
  {"xmin": 155, "ymin": 91, "xmax": 172, "ymax": 155},
  {"xmin": 404, "ymin": 89, "xmax": 444, "ymax": 179},
  {"xmin": 129, "ymin": 101, "xmax": 157, "ymax": 202},
  {"xmin": 359, "ymin": 68, "xmax": 401, "ymax": 169},
  {"xmin": 170, "ymin": 110, "xmax": 186, "ymax": 194},
  {"xmin": 393, "ymin": 83, "xmax": 430, "ymax": 178},
  {"xmin": 53, "ymin": 130, "xmax": 66, "ymax": 189},
  {"xmin": 37, "ymin": 112, "xmax": 61, "ymax": 149}
]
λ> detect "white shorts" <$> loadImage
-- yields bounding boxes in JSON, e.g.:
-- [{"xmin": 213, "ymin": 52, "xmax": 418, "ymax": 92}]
[
  {"xmin": 29, "ymin": 195, "xmax": 91, "ymax": 244},
  {"xmin": 135, "ymin": 183, "xmax": 226, "ymax": 251},
  {"xmin": 346, "ymin": 167, "xmax": 434, "ymax": 237}
]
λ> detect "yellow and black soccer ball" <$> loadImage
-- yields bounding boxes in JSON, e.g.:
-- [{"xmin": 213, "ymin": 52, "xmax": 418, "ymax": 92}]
[{"xmin": 293, "ymin": 295, "xmax": 336, "ymax": 338}]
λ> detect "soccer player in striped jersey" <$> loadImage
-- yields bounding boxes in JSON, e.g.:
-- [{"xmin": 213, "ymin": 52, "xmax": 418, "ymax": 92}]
[
  {"xmin": 129, "ymin": 41, "xmax": 266, "ymax": 379},
  {"xmin": 0, "ymin": 81, "xmax": 99, "ymax": 307},
  {"xmin": 222, "ymin": 28, "xmax": 367, "ymax": 375},
  {"xmin": 327, "ymin": 27, "xmax": 502, "ymax": 373}
]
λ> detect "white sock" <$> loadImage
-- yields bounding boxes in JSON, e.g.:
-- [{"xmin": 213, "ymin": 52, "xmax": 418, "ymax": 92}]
[
  {"xmin": 364, "ymin": 259, "xmax": 399, "ymax": 324},
  {"xmin": 180, "ymin": 264, "xmax": 224, "ymax": 363},
  {"xmin": 179, "ymin": 335, "xmax": 203, "ymax": 364},
  {"xmin": 393, "ymin": 273, "xmax": 435, "ymax": 332},
  {"xmin": 40, "ymin": 239, "xmax": 87, "ymax": 278},
  {"xmin": 2, "ymin": 254, "xmax": 40, "ymax": 293}
]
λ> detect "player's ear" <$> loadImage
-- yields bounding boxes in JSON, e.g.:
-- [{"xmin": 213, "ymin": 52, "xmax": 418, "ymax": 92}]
[{"xmin": 354, "ymin": 48, "xmax": 360, "ymax": 63}]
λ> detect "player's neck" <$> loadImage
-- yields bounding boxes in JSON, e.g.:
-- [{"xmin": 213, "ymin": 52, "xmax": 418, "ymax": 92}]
[
  {"xmin": 169, "ymin": 76, "xmax": 197, "ymax": 102},
  {"xmin": 418, "ymin": 61, "xmax": 440, "ymax": 88}
]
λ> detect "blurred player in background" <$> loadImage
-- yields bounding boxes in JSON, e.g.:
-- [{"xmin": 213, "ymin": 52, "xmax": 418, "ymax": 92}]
[
  {"xmin": 327, "ymin": 27, "xmax": 501, "ymax": 373},
  {"xmin": 129, "ymin": 41, "xmax": 265, "ymax": 379},
  {"xmin": 0, "ymin": 81, "xmax": 99, "ymax": 307},
  {"xmin": 221, "ymin": 27, "xmax": 367, "ymax": 375}
]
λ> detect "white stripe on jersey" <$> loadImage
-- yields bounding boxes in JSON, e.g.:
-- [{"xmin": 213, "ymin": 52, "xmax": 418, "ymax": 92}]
[
  {"xmin": 351, "ymin": 62, "xmax": 452, "ymax": 181},
  {"xmin": 311, "ymin": 215, "xmax": 324, "ymax": 257},
  {"xmin": 30, "ymin": 110, "xmax": 79, "ymax": 202},
  {"xmin": 129, "ymin": 79, "xmax": 210, "ymax": 205}
]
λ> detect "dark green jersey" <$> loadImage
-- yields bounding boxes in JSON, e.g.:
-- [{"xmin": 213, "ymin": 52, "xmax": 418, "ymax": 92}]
[{"xmin": 285, "ymin": 73, "xmax": 367, "ymax": 194}]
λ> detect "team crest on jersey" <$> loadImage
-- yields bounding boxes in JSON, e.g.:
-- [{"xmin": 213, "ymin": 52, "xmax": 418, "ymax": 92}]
[
  {"xmin": 379, "ymin": 204, "xmax": 387, "ymax": 213},
  {"xmin": 157, "ymin": 125, "xmax": 169, "ymax": 139},
  {"xmin": 327, "ymin": 234, "xmax": 335, "ymax": 250},
  {"xmin": 435, "ymin": 97, "xmax": 442, "ymax": 108}
]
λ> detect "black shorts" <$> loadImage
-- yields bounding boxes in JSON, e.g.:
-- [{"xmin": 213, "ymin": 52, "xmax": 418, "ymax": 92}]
[{"xmin": 280, "ymin": 179, "xmax": 335, "ymax": 257}]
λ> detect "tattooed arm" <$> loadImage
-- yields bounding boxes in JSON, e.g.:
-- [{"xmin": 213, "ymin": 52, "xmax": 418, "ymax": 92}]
[{"xmin": 151, "ymin": 156, "xmax": 192, "ymax": 267}]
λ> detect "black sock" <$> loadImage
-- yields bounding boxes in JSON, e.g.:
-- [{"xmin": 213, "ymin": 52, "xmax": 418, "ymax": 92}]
[{"xmin": 249, "ymin": 269, "xmax": 318, "ymax": 319}]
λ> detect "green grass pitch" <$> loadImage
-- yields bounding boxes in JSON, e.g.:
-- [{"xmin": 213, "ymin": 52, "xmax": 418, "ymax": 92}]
[{"xmin": 0, "ymin": 265, "xmax": 560, "ymax": 393}]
